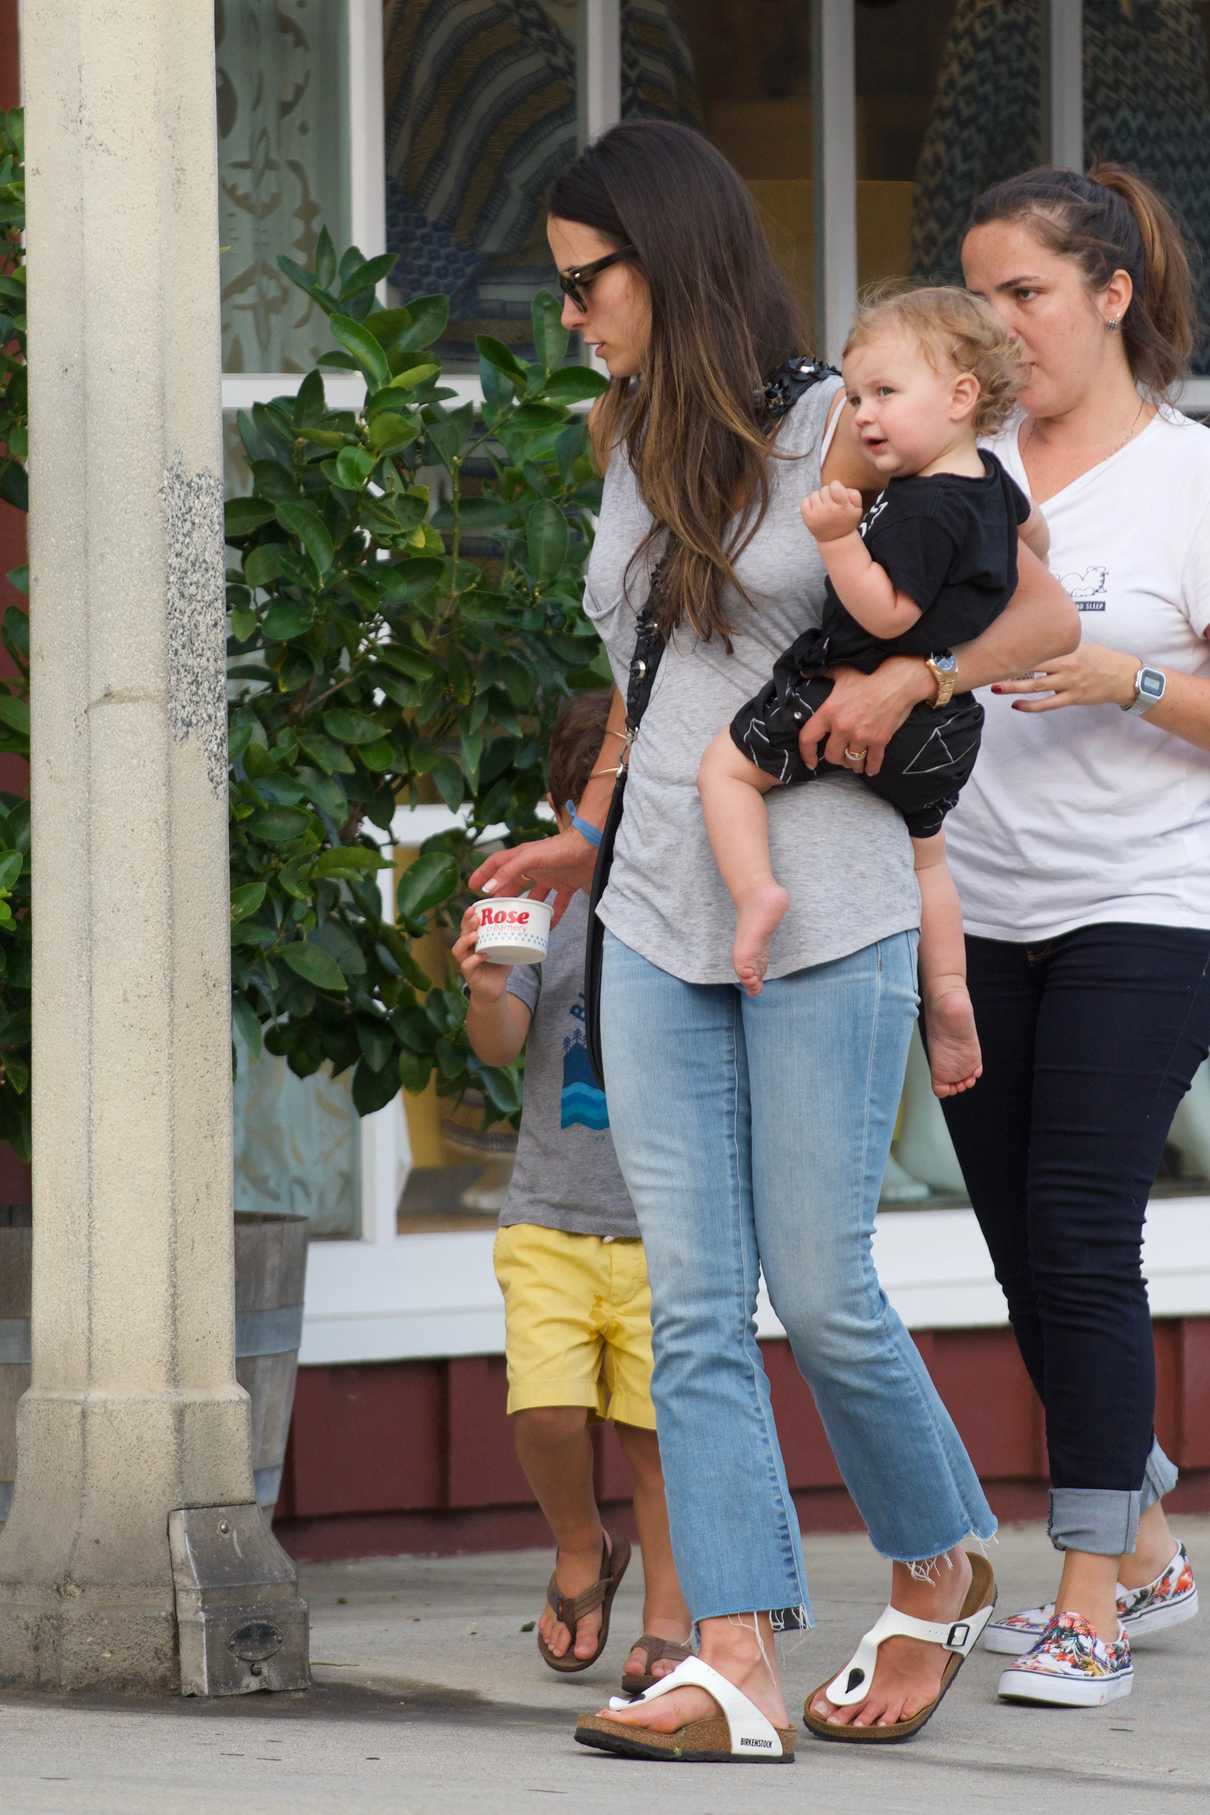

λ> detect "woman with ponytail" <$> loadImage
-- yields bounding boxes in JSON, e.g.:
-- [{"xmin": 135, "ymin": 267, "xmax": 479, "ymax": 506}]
[
  {"xmin": 946, "ymin": 164, "xmax": 1210, "ymax": 1708},
  {"xmin": 472, "ymin": 120, "xmax": 1077, "ymax": 1759}
]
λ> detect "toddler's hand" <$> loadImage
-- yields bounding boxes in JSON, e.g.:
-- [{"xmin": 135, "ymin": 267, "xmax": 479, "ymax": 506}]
[
  {"xmin": 802, "ymin": 480, "xmax": 864, "ymax": 543},
  {"xmin": 452, "ymin": 905, "xmax": 511, "ymax": 1003}
]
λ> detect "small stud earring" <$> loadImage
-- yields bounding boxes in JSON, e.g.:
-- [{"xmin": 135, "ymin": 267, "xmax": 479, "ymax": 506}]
[{"xmin": 1106, "ymin": 316, "xmax": 1121, "ymax": 331}]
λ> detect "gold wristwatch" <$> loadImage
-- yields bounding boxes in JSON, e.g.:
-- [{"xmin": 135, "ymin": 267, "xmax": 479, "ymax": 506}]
[{"xmin": 925, "ymin": 651, "xmax": 958, "ymax": 709}]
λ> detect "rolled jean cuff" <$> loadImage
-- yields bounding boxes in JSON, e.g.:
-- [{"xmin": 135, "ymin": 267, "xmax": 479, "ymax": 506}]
[
  {"xmin": 1140, "ymin": 1440, "xmax": 1179, "ymax": 1512},
  {"xmin": 1048, "ymin": 1488, "xmax": 1138, "ymax": 1557}
]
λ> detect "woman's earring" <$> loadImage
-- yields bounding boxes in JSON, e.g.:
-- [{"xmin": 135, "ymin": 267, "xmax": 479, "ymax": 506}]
[{"xmin": 1105, "ymin": 316, "xmax": 1121, "ymax": 331}]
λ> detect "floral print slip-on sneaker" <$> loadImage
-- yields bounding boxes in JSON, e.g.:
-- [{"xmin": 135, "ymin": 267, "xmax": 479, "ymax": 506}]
[
  {"xmin": 982, "ymin": 1543, "xmax": 1198, "ymax": 1656},
  {"xmin": 997, "ymin": 1612, "xmax": 1133, "ymax": 1708}
]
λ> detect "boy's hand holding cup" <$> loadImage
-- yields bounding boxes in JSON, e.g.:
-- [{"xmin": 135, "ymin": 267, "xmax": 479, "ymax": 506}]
[{"xmin": 452, "ymin": 905, "xmax": 512, "ymax": 1003}]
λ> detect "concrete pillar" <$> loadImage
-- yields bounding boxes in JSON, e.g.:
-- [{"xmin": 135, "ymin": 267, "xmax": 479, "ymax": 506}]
[{"xmin": 0, "ymin": 0, "xmax": 306, "ymax": 1692}]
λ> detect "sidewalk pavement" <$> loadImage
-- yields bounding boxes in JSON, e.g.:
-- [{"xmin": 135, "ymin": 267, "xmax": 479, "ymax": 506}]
[{"xmin": 1, "ymin": 1516, "xmax": 1206, "ymax": 1814}]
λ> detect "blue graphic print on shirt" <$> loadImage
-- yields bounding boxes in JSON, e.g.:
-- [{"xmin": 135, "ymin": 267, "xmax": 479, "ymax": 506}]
[{"xmin": 561, "ymin": 991, "xmax": 609, "ymax": 1130}]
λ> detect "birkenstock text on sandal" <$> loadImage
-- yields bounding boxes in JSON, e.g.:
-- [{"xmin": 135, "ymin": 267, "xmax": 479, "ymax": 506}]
[
  {"xmin": 617, "ymin": 1632, "xmax": 693, "ymax": 1697},
  {"xmin": 803, "ymin": 1550, "xmax": 997, "ymax": 1745},
  {"xmin": 575, "ymin": 1655, "xmax": 797, "ymax": 1763},
  {"xmin": 538, "ymin": 1533, "xmax": 631, "ymax": 1675}
]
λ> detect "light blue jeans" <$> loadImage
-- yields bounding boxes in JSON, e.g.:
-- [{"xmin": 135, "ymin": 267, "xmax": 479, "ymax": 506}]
[{"xmin": 601, "ymin": 927, "xmax": 996, "ymax": 1627}]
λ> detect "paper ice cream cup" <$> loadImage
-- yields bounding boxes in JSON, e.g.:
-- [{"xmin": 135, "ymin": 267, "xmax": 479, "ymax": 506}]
[{"xmin": 475, "ymin": 896, "xmax": 552, "ymax": 966}]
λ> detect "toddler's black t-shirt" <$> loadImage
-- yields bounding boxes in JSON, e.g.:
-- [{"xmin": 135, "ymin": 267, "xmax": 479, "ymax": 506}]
[{"xmin": 820, "ymin": 449, "xmax": 1031, "ymax": 673}]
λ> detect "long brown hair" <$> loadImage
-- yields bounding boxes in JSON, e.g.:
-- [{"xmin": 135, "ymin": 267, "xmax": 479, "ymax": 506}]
[
  {"xmin": 965, "ymin": 163, "xmax": 1198, "ymax": 401},
  {"xmin": 549, "ymin": 121, "xmax": 808, "ymax": 646}
]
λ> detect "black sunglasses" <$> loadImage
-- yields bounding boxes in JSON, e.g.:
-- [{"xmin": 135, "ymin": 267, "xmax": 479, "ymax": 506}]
[{"xmin": 557, "ymin": 246, "xmax": 637, "ymax": 312}]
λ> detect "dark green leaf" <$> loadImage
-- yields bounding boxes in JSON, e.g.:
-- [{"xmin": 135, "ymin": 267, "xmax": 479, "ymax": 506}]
[
  {"xmin": 538, "ymin": 366, "xmax": 610, "ymax": 405},
  {"xmin": 225, "ymin": 497, "xmax": 277, "ymax": 539},
  {"xmin": 0, "ymin": 695, "xmax": 29, "ymax": 736},
  {"xmin": 356, "ymin": 1014, "xmax": 395, "ymax": 1073},
  {"xmin": 281, "ymin": 939, "xmax": 348, "ymax": 992},
  {"xmin": 299, "ymin": 733, "xmax": 356, "ymax": 775},
  {"xmin": 396, "ymin": 850, "xmax": 460, "ymax": 921},
  {"xmin": 335, "ymin": 446, "xmax": 375, "ymax": 489},
  {"xmin": 430, "ymin": 757, "xmax": 464, "ymax": 813},
  {"xmin": 353, "ymin": 1056, "xmax": 400, "ymax": 1114},
  {"xmin": 398, "ymin": 1049, "xmax": 434, "ymax": 1094},
  {"xmin": 531, "ymin": 291, "xmax": 569, "ymax": 374},
  {"xmin": 397, "ymin": 293, "xmax": 449, "ymax": 352},
  {"xmin": 331, "ymin": 312, "xmax": 390, "ymax": 388},
  {"xmin": 367, "ymin": 411, "xmax": 420, "ymax": 454},
  {"xmin": 475, "ymin": 335, "xmax": 527, "ymax": 382},
  {"xmin": 261, "ymin": 600, "xmax": 314, "ymax": 641},
  {"xmin": 275, "ymin": 499, "xmax": 335, "ymax": 577},
  {"xmin": 246, "ymin": 806, "xmax": 312, "ymax": 845},
  {"xmin": 229, "ymin": 880, "xmax": 266, "ymax": 922},
  {"xmin": 526, "ymin": 500, "xmax": 569, "ymax": 585},
  {"xmin": 323, "ymin": 707, "xmax": 383, "ymax": 746}
]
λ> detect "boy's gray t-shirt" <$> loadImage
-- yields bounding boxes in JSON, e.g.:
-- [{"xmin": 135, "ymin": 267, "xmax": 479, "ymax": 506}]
[
  {"xmin": 584, "ymin": 376, "xmax": 921, "ymax": 984},
  {"xmin": 498, "ymin": 893, "xmax": 639, "ymax": 1239}
]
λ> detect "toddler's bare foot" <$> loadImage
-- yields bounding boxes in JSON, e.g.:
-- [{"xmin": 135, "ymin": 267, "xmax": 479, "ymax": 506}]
[
  {"xmin": 732, "ymin": 881, "xmax": 790, "ymax": 996},
  {"xmin": 927, "ymin": 985, "xmax": 982, "ymax": 1098}
]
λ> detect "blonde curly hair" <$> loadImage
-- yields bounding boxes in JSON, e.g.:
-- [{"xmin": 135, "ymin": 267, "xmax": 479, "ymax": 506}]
[{"xmin": 843, "ymin": 285, "xmax": 1023, "ymax": 436}]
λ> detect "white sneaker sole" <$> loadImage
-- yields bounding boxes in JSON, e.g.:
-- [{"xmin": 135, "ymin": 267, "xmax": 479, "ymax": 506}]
[
  {"xmin": 998, "ymin": 1665, "xmax": 1133, "ymax": 1708},
  {"xmin": 1126, "ymin": 1584, "xmax": 1199, "ymax": 1639},
  {"xmin": 983, "ymin": 1585, "xmax": 1199, "ymax": 1657}
]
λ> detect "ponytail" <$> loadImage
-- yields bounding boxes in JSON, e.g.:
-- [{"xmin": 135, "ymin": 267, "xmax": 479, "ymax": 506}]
[
  {"xmin": 1087, "ymin": 162, "xmax": 1194, "ymax": 396},
  {"xmin": 965, "ymin": 162, "xmax": 1198, "ymax": 400}
]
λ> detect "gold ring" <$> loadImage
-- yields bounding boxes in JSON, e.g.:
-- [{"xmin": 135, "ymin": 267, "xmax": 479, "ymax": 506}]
[{"xmin": 843, "ymin": 746, "xmax": 868, "ymax": 762}]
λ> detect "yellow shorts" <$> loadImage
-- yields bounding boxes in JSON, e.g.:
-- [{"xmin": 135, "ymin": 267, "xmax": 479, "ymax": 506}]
[{"xmin": 493, "ymin": 1222, "xmax": 657, "ymax": 1429}]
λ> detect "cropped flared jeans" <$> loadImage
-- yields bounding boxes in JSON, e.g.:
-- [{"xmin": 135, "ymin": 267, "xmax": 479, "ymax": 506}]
[{"xmin": 600, "ymin": 927, "xmax": 995, "ymax": 1628}]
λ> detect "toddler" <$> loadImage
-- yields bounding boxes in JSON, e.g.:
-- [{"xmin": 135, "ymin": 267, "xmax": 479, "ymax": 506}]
[
  {"xmin": 454, "ymin": 690, "xmax": 690, "ymax": 1695},
  {"xmin": 699, "ymin": 287, "xmax": 1048, "ymax": 1094}
]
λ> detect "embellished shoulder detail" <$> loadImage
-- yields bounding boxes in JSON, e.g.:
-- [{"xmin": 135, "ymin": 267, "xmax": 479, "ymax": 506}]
[{"xmin": 760, "ymin": 355, "xmax": 840, "ymax": 422}]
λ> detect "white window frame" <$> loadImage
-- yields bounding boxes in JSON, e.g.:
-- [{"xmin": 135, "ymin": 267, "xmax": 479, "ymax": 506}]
[{"xmin": 223, "ymin": 1, "xmax": 1210, "ymax": 1365}]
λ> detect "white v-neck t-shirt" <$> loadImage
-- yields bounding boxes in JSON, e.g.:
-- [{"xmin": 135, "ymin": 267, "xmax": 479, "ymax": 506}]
[{"xmin": 946, "ymin": 408, "xmax": 1210, "ymax": 942}]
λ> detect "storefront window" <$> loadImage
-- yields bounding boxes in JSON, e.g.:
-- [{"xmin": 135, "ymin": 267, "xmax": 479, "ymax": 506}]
[
  {"xmin": 217, "ymin": 0, "xmax": 352, "ymax": 373},
  {"xmin": 383, "ymin": 0, "xmax": 700, "ymax": 369},
  {"xmin": 233, "ymin": 1029, "xmax": 364, "ymax": 1239},
  {"xmin": 664, "ymin": 1, "xmax": 812, "ymax": 339},
  {"xmin": 1081, "ymin": 0, "xmax": 1210, "ymax": 376}
]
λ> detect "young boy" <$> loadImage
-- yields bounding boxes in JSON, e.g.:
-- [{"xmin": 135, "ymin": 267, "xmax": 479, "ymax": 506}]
[
  {"xmin": 698, "ymin": 286, "xmax": 1049, "ymax": 1096},
  {"xmin": 453, "ymin": 690, "xmax": 690, "ymax": 1694}
]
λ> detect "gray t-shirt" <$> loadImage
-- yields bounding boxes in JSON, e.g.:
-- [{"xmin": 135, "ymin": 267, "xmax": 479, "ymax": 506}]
[
  {"xmin": 498, "ymin": 894, "xmax": 639, "ymax": 1239},
  {"xmin": 585, "ymin": 377, "xmax": 920, "ymax": 983}
]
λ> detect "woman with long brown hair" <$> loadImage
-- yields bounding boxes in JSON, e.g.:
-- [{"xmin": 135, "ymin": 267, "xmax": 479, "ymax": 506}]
[
  {"xmin": 472, "ymin": 120, "xmax": 1078, "ymax": 1761},
  {"xmin": 938, "ymin": 163, "xmax": 1210, "ymax": 1709}
]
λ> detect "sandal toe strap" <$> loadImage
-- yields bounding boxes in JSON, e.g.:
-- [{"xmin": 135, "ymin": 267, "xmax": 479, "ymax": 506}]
[
  {"xmin": 606, "ymin": 1655, "xmax": 787, "ymax": 1758},
  {"xmin": 825, "ymin": 1603, "xmax": 994, "ymax": 1708}
]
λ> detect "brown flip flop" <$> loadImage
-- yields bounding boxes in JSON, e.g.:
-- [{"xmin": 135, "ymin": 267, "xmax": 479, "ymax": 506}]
[
  {"xmin": 617, "ymin": 1632, "xmax": 693, "ymax": 1696},
  {"xmin": 537, "ymin": 1531, "xmax": 632, "ymax": 1674},
  {"xmin": 803, "ymin": 1550, "xmax": 997, "ymax": 1744}
]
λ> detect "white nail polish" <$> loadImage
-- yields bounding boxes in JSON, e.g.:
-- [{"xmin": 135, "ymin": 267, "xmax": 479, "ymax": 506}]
[{"xmin": 482, "ymin": 878, "xmax": 498, "ymax": 893}]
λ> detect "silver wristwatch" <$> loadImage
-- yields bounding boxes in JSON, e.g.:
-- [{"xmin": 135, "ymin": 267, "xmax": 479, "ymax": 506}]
[{"xmin": 1122, "ymin": 664, "xmax": 1166, "ymax": 715}]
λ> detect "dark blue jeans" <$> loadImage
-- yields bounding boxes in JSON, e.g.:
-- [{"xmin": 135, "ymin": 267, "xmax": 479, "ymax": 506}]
[{"xmin": 939, "ymin": 922, "xmax": 1210, "ymax": 1556}]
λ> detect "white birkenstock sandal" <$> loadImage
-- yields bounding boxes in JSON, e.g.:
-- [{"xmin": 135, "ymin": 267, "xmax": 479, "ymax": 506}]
[
  {"xmin": 804, "ymin": 1550, "xmax": 997, "ymax": 1743},
  {"xmin": 574, "ymin": 1654, "xmax": 797, "ymax": 1763}
]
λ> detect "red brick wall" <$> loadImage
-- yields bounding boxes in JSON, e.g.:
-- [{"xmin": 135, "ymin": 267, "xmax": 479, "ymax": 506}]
[{"xmin": 273, "ymin": 1321, "xmax": 1210, "ymax": 1561}]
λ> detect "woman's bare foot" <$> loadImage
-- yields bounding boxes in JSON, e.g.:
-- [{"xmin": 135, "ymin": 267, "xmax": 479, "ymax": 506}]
[
  {"xmin": 1118, "ymin": 1502, "xmax": 1178, "ymax": 1591},
  {"xmin": 926, "ymin": 986, "xmax": 982, "ymax": 1098},
  {"xmin": 810, "ymin": 1547, "xmax": 973, "ymax": 1730},
  {"xmin": 601, "ymin": 1614, "xmax": 788, "ymax": 1731},
  {"xmin": 732, "ymin": 881, "xmax": 790, "ymax": 996},
  {"xmin": 538, "ymin": 1535, "xmax": 608, "ymax": 1663}
]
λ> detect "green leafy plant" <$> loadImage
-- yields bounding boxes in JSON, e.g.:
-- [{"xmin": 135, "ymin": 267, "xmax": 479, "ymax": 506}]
[
  {"xmin": 0, "ymin": 107, "xmax": 608, "ymax": 1155},
  {"xmin": 224, "ymin": 235, "xmax": 609, "ymax": 1125}
]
